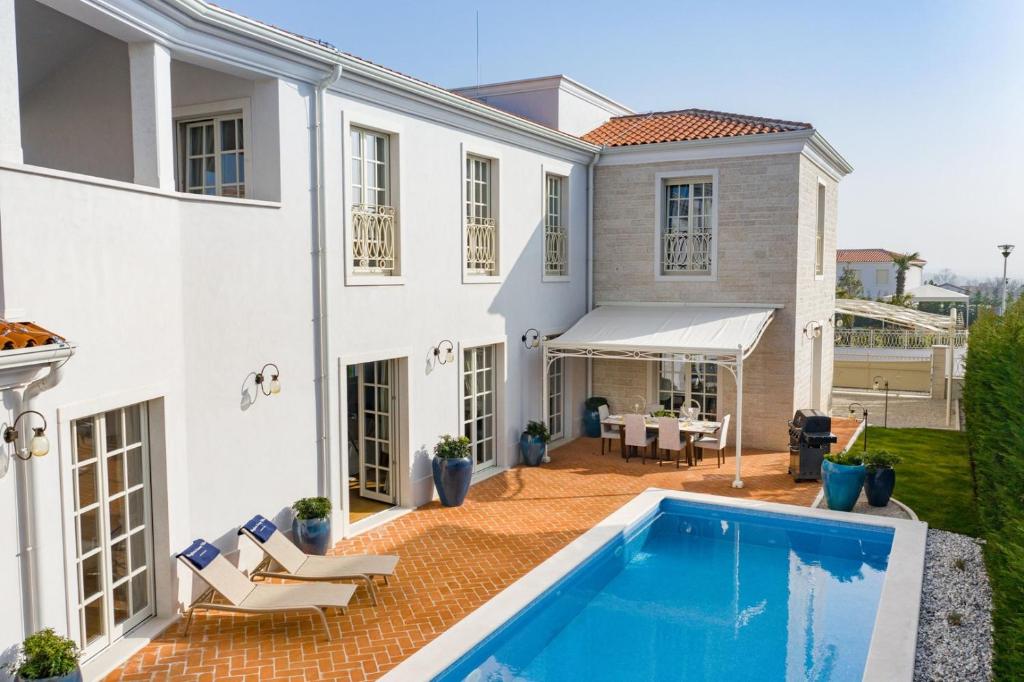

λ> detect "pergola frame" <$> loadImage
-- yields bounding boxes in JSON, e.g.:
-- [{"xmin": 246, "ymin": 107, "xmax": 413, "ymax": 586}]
[{"xmin": 542, "ymin": 311, "xmax": 774, "ymax": 489}]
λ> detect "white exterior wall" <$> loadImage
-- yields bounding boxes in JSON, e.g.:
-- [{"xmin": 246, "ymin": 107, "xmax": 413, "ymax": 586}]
[{"xmin": 837, "ymin": 260, "xmax": 924, "ymax": 299}]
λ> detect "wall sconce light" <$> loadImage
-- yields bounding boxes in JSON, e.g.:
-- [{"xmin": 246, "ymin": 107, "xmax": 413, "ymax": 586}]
[
  {"xmin": 848, "ymin": 402, "xmax": 868, "ymax": 451},
  {"xmin": 0, "ymin": 410, "xmax": 50, "ymax": 478},
  {"xmin": 521, "ymin": 328, "xmax": 541, "ymax": 350},
  {"xmin": 433, "ymin": 340, "xmax": 455, "ymax": 365},
  {"xmin": 802, "ymin": 320, "xmax": 823, "ymax": 339},
  {"xmin": 254, "ymin": 363, "xmax": 281, "ymax": 397}
]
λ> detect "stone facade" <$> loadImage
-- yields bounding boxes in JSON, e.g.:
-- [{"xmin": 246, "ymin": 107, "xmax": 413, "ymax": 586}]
[{"xmin": 591, "ymin": 151, "xmax": 839, "ymax": 450}]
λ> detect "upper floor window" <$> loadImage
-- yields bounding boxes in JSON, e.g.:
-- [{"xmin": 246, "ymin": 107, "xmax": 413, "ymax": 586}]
[
  {"xmin": 178, "ymin": 114, "xmax": 245, "ymax": 197},
  {"xmin": 661, "ymin": 177, "xmax": 714, "ymax": 276},
  {"xmin": 350, "ymin": 127, "xmax": 397, "ymax": 275},
  {"xmin": 465, "ymin": 155, "xmax": 497, "ymax": 276},
  {"xmin": 544, "ymin": 175, "xmax": 568, "ymax": 278},
  {"xmin": 815, "ymin": 182, "xmax": 826, "ymax": 276},
  {"xmin": 876, "ymin": 268, "xmax": 890, "ymax": 286}
]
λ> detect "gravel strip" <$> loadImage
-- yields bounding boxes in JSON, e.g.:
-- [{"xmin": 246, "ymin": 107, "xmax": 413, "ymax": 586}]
[{"xmin": 914, "ymin": 529, "xmax": 993, "ymax": 681}]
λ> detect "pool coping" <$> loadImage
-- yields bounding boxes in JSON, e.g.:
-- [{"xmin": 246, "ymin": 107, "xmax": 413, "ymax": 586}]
[{"xmin": 380, "ymin": 488, "xmax": 928, "ymax": 682}]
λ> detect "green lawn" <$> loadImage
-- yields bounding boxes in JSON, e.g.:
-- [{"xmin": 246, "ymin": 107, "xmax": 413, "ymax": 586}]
[{"xmin": 851, "ymin": 426, "xmax": 980, "ymax": 536}]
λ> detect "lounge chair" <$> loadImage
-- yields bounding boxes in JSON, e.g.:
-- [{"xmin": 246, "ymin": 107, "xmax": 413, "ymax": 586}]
[
  {"xmin": 239, "ymin": 515, "xmax": 399, "ymax": 606},
  {"xmin": 177, "ymin": 539, "xmax": 355, "ymax": 640}
]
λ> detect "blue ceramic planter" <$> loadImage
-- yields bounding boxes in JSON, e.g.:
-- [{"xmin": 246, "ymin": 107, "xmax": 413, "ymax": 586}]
[
  {"xmin": 432, "ymin": 456, "xmax": 473, "ymax": 507},
  {"xmin": 582, "ymin": 409, "xmax": 602, "ymax": 438},
  {"xmin": 519, "ymin": 434, "xmax": 547, "ymax": 466},
  {"xmin": 18, "ymin": 669, "xmax": 82, "ymax": 682},
  {"xmin": 292, "ymin": 517, "xmax": 331, "ymax": 556},
  {"xmin": 864, "ymin": 467, "xmax": 896, "ymax": 507},
  {"xmin": 822, "ymin": 460, "xmax": 867, "ymax": 512}
]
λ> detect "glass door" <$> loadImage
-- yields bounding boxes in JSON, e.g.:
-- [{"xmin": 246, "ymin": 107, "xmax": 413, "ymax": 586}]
[
  {"xmin": 70, "ymin": 403, "xmax": 154, "ymax": 659},
  {"xmin": 463, "ymin": 345, "xmax": 496, "ymax": 472},
  {"xmin": 357, "ymin": 360, "xmax": 396, "ymax": 504},
  {"xmin": 548, "ymin": 356, "xmax": 564, "ymax": 441}
]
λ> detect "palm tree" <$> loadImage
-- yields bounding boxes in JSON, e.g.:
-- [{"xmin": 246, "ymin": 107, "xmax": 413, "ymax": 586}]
[{"xmin": 891, "ymin": 251, "xmax": 921, "ymax": 297}]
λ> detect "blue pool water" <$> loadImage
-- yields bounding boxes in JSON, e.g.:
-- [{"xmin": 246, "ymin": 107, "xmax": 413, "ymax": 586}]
[{"xmin": 437, "ymin": 499, "xmax": 893, "ymax": 682}]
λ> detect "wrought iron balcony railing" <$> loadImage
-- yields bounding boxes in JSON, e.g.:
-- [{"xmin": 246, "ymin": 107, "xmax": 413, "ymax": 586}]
[
  {"xmin": 466, "ymin": 217, "xmax": 497, "ymax": 275},
  {"xmin": 351, "ymin": 204, "xmax": 397, "ymax": 275},
  {"xmin": 834, "ymin": 328, "xmax": 969, "ymax": 349},
  {"xmin": 545, "ymin": 225, "xmax": 568, "ymax": 276},
  {"xmin": 662, "ymin": 229, "xmax": 712, "ymax": 274}
]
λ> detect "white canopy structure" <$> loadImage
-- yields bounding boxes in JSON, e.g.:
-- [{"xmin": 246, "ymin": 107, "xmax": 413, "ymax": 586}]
[
  {"xmin": 834, "ymin": 298, "xmax": 957, "ymax": 332},
  {"xmin": 903, "ymin": 283, "xmax": 969, "ymax": 303},
  {"xmin": 543, "ymin": 303, "xmax": 779, "ymax": 488}
]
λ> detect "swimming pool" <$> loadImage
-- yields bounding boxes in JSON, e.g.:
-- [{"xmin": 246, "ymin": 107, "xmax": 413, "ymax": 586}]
[{"xmin": 382, "ymin": 490, "xmax": 926, "ymax": 682}]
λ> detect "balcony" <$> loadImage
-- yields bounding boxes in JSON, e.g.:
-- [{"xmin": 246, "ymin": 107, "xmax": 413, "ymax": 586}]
[
  {"xmin": 834, "ymin": 328, "xmax": 968, "ymax": 349},
  {"xmin": 662, "ymin": 229, "xmax": 712, "ymax": 275},
  {"xmin": 465, "ymin": 217, "xmax": 497, "ymax": 275},
  {"xmin": 545, "ymin": 225, "xmax": 568, "ymax": 277},
  {"xmin": 351, "ymin": 204, "xmax": 397, "ymax": 275}
]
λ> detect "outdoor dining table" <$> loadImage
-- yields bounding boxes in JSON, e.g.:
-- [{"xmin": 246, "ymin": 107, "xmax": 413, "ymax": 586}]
[{"xmin": 601, "ymin": 414, "xmax": 722, "ymax": 466}]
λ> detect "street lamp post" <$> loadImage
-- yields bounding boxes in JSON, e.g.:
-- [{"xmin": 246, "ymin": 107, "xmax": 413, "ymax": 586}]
[
  {"xmin": 999, "ymin": 244, "xmax": 1015, "ymax": 315},
  {"xmin": 848, "ymin": 402, "xmax": 868, "ymax": 452},
  {"xmin": 872, "ymin": 376, "xmax": 889, "ymax": 429}
]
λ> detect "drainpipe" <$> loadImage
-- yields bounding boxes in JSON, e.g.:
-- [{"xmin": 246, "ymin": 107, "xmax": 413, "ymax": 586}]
[
  {"xmin": 312, "ymin": 65, "xmax": 342, "ymax": 500},
  {"xmin": 585, "ymin": 151, "xmax": 600, "ymax": 398},
  {"xmin": 14, "ymin": 357, "xmax": 70, "ymax": 636}
]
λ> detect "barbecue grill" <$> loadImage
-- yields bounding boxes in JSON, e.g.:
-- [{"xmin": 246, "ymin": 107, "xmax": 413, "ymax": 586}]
[{"xmin": 788, "ymin": 409, "xmax": 838, "ymax": 481}]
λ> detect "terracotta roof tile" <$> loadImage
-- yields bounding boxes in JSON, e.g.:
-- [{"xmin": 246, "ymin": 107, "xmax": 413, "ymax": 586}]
[
  {"xmin": 581, "ymin": 108, "xmax": 812, "ymax": 147},
  {"xmin": 0, "ymin": 321, "xmax": 65, "ymax": 351},
  {"xmin": 836, "ymin": 249, "xmax": 926, "ymax": 264}
]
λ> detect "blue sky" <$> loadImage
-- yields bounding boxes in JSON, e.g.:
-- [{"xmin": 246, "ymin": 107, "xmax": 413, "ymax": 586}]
[{"xmin": 219, "ymin": 0, "xmax": 1024, "ymax": 279}]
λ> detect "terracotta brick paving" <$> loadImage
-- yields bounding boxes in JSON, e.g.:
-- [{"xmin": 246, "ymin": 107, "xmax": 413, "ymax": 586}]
[{"xmin": 106, "ymin": 418, "xmax": 859, "ymax": 681}]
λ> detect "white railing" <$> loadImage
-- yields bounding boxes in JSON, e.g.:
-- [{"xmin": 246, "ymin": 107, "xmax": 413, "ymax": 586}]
[
  {"xmin": 466, "ymin": 217, "xmax": 497, "ymax": 275},
  {"xmin": 662, "ymin": 229, "xmax": 712, "ymax": 274},
  {"xmin": 834, "ymin": 328, "xmax": 968, "ymax": 349},
  {"xmin": 351, "ymin": 204, "xmax": 397, "ymax": 274},
  {"xmin": 545, "ymin": 225, "xmax": 567, "ymax": 276}
]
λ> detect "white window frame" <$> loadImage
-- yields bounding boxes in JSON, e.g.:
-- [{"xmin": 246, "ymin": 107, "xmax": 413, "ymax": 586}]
[
  {"xmin": 461, "ymin": 344, "xmax": 497, "ymax": 473},
  {"xmin": 173, "ymin": 98, "xmax": 252, "ymax": 199},
  {"xmin": 456, "ymin": 337, "xmax": 506, "ymax": 476},
  {"xmin": 815, "ymin": 178, "xmax": 827, "ymax": 278},
  {"xmin": 542, "ymin": 170, "xmax": 570, "ymax": 282},
  {"xmin": 653, "ymin": 357, "xmax": 719, "ymax": 421},
  {"xmin": 460, "ymin": 144, "xmax": 502, "ymax": 284},
  {"xmin": 654, "ymin": 169, "xmax": 719, "ymax": 282}
]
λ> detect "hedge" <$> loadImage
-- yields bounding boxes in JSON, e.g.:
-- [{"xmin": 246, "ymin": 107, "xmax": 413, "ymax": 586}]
[{"xmin": 963, "ymin": 296, "xmax": 1024, "ymax": 678}]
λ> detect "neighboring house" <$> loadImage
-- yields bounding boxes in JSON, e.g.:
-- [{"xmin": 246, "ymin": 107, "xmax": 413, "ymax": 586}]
[
  {"xmin": 0, "ymin": 0, "xmax": 850, "ymax": 675},
  {"xmin": 836, "ymin": 248, "xmax": 926, "ymax": 299}
]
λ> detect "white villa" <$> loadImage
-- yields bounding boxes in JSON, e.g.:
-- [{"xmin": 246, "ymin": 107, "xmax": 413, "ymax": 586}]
[
  {"xmin": 0, "ymin": 0, "xmax": 851, "ymax": 676},
  {"xmin": 837, "ymin": 248, "xmax": 926, "ymax": 299}
]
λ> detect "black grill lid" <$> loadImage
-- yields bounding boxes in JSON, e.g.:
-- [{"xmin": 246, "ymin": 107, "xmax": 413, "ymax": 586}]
[{"xmin": 792, "ymin": 409, "xmax": 831, "ymax": 433}]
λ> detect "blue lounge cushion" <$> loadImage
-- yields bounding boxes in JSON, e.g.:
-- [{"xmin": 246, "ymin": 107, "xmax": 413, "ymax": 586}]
[
  {"xmin": 239, "ymin": 514, "xmax": 277, "ymax": 543},
  {"xmin": 178, "ymin": 539, "xmax": 220, "ymax": 569}
]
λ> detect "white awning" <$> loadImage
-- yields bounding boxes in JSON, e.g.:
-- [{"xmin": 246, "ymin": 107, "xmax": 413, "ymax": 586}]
[
  {"xmin": 903, "ymin": 283, "xmax": 970, "ymax": 302},
  {"xmin": 835, "ymin": 298, "xmax": 956, "ymax": 332},
  {"xmin": 546, "ymin": 303, "xmax": 777, "ymax": 360}
]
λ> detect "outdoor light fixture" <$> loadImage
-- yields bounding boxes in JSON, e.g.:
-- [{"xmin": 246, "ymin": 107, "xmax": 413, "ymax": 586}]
[
  {"xmin": 521, "ymin": 328, "xmax": 541, "ymax": 350},
  {"xmin": 254, "ymin": 363, "xmax": 281, "ymax": 397},
  {"xmin": 998, "ymin": 244, "xmax": 1015, "ymax": 316},
  {"xmin": 802, "ymin": 320, "xmax": 823, "ymax": 339},
  {"xmin": 0, "ymin": 410, "xmax": 50, "ymax": 478},
  {"xmin": 433, "ymin": 340, "xmax": 455, "ymax": 365},
  {"xmin": 848, "ymin": 402, "xmax": 869, "ymax": 452},
  {"xmin": 872, "ymin": 375, "xmax": 890, "ymax": 428}
]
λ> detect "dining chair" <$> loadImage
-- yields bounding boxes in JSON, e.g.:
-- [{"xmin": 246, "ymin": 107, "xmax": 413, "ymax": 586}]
[
  {"xmin": 693, "ymin": 414, "xmax": 730, "ymax": 467},
  {"xmin": 598, "ymin": 404, "xmax": 618, "ymax": 455},
  {"xmin": 655, "ymin": 416, "xmax": 687, "ymax": 468},
  {"xmin": 624, "ymin": 413, "xmax": 655, "ymax": 464}
]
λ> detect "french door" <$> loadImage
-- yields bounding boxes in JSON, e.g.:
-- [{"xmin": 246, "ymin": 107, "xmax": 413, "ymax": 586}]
[
  {"xmin": 463, "ymin": 345, "xmax": 496, "ymax": 472},
  {"xmin": 354, "ymin": 360, "xmax": 396, "ymax": 504},
  {"xmin": 70, "ymin": 403, "xmax": 154, "ymax": 658},
  {"xmin": 547, "ymin": 356, "xmax": 565, "ymax": 441}
]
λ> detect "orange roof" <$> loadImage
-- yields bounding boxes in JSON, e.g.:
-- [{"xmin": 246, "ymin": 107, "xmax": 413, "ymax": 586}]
[
  {"xmin": 581, "ymin": 109, "xmax": 812, "ymax": 147},
  {"xmin": 0, "ymin": 321, "xmax": 65, "ymax": 351},
  {"xmin": 836, "ymin": 249, "xmax": 927, "ymax": 264}
]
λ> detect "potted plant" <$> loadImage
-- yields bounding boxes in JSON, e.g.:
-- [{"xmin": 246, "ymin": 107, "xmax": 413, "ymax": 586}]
[
  {"xmin": 8, "ymin": 628, "xmax": 81, "ymax": 682},
  {"xmin": 519, "ymin": 420, "xmax": 551, "ymax": 466},
  {"xmin": 432, "ymin": 434, "xmax": 473, "ymax": 507},
  {"xmin": 292, "ymin": 496, "xmax": 332, "ymax": 555},
  {"xmin": 652, "ymin": 409, "xmax": 677, "ymax": 418},
  {"xmin": 862, "ymin": 450, "xmax": 903, "ymax": 507},
  {"xmin": 821, "ymin": 451, "xmax": 866, "ymax": 512},
  {"xmin": 582, "ymin": 396, "xmax": 608, "ymax": 438}
]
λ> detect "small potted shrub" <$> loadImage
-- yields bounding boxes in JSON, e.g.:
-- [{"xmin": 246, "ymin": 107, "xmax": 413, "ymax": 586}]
[
  {"xmin": 432, "ymin": 434, "xmax": 473, "ymax": 507},
  {"xmin": 519, "ymin": 420, "xmax": 551, "ymax": 467},
  {"xmin": 652, "ymin": 409, "xmax": 677, "ymax": 418},
  {"xmin": 8, "ymin": 628, "xmax": 81, "ymax": 682},
  {"xmin": 863, "ymin": 450, "xmax": 903, "ymax": 507},
  {"xmin": 292, "ymin": 496, "xmax": 331, "ymax": 555},
  {"xmin": 582, "ymin": 397, "xmax": 608, "ymax": 438},
  {"xmin": 821, "ymin": 451, "xmax": 865, "ymax": 512}
]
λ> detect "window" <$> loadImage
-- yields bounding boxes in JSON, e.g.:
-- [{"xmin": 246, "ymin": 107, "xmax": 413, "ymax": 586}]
[
  {"xmin": 465, "ymin": 156, "xmax": 497, "ymax": 275},
  {"xmin": 661, "ymin": 177, "xmax": 714, "ymax": 275},
  {"xmin": 657, "ymin": 357, "xmax": 718, "ymax": 420},
  {"xmin": 350, "ymin": 128, "xmax": 397, "ymax": 275},
  {"xmin": 548, "ymin": 356, "xmax": 564, "ymax": 440},
  {"xmin": 179, "ymin": 114, "xmax": 245, "ymax": 197},
  {"xmin": 70, "ymin": 404, "xmax": 154, "ymax": 658},
  {"xmin": 815, "ymin": 182, "xmax": 826, "ymax": 276},
  {"xmin": 544, "ymin": 175, "xmax": 568, "ymax": 277},
  {"xmin": 876, "ymin": 268, "xmax": 890, "ymax": 286},
  {"xmin": 463, "ymin": 345, "xmax": 496, "ymax": 472}
]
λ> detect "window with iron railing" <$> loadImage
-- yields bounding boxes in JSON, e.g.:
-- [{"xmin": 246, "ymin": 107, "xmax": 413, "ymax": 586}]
[
  {"xmin": 351, "ymin": 128, "xmax": 397, "ymax": 275},
  {"xmin": 544, "ymin": 175, "xmax": 568, "ymax": 277},
  {"xmin": 662, "ymin": 179, "xmax": 714, "ymax": 276},
  {"xmin": 465, "ymin": 155, "xmax": 497, "ymax": 276}
]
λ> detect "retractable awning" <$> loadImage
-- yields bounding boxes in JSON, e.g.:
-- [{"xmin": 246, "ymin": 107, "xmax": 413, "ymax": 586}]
[
  {"xmin": 545, "ymin": 303, "xmax": 777, "ymax": 361},
  {"xmin": 835, "ymin": 298, "xmax": 956, "ymax": 332}
]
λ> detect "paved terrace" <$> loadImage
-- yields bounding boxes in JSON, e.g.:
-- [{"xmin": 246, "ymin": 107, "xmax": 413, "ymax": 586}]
[{"xmin": 108, "ymin": 418, "xmax": 859, "ymax": 681}]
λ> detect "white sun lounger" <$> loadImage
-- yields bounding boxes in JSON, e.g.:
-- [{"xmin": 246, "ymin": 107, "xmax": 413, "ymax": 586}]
[
  {"xmin": 240, "ymin": 524, "xmax": 399, "ymax": 606},
  {"xmin": 177, "ymin": 545, "xmax": 355, "ymax": 640}
]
